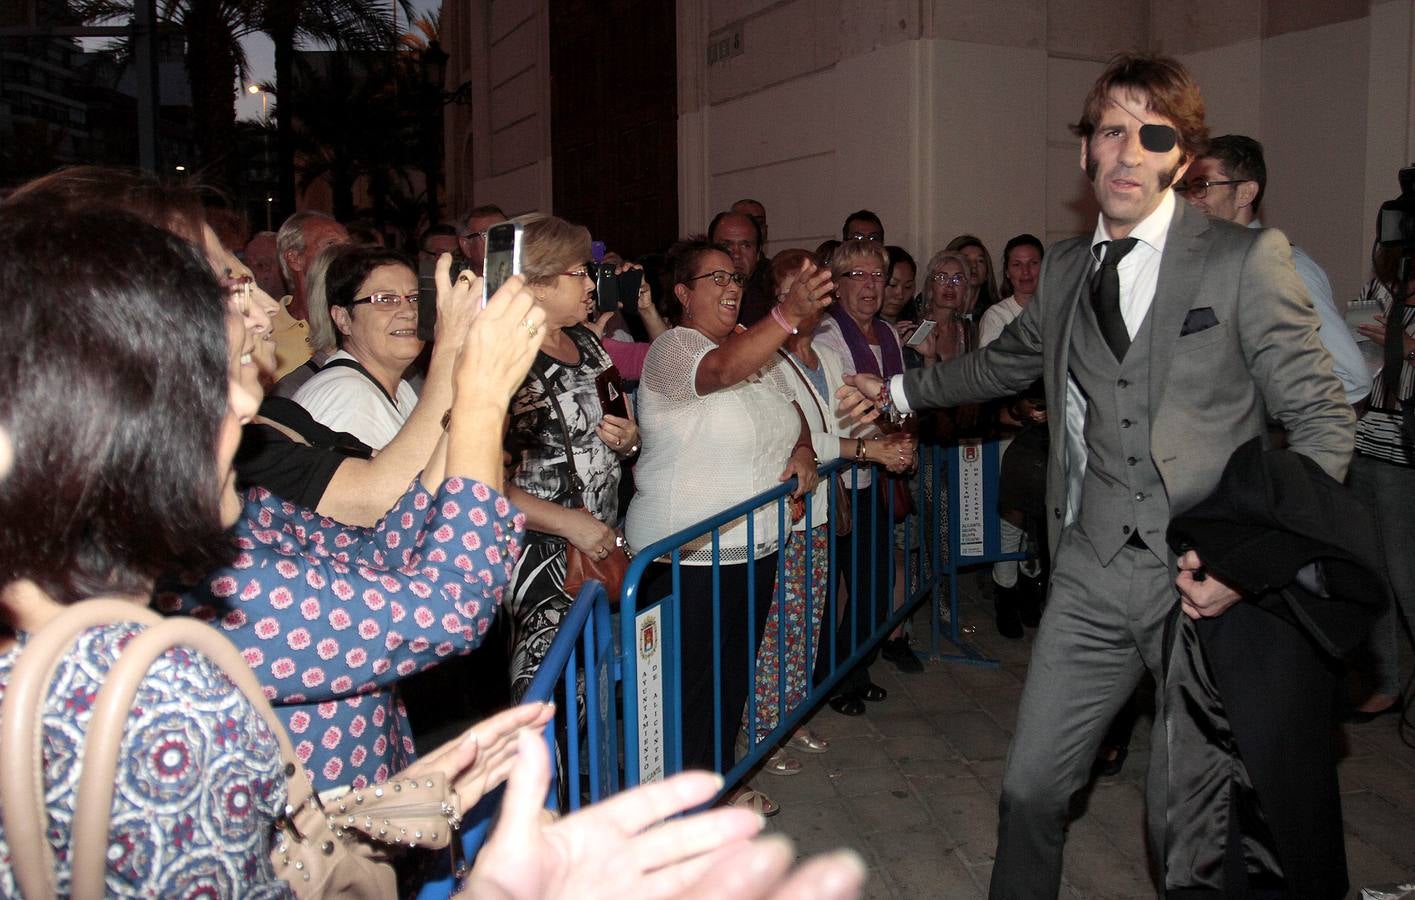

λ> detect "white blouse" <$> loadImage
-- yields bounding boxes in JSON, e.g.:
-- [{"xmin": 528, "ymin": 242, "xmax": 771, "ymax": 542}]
[{"xmin": 625, "ymin": 328, "xmax": 800, "ymax": 564}]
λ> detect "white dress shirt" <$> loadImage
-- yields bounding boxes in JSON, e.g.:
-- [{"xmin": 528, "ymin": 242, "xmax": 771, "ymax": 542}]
[{"xmin": 888, "ymin": 189, "xmax": 1179, "ymax": 526}]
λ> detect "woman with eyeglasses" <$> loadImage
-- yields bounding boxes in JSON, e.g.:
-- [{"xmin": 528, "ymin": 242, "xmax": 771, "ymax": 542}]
[
  {"xmin": 945, "ymin": 233, "xmax": 1000, "ymax": 319},
  {"xmin": 625, "ymin": 237, "xmax": 832, "ymax": 815},
  {"xmin": 501, "ymin": 214, "xmax": 644, "ymax": 700},
  {"xmin": 292, "ymin": 245, "xmax": 423, "ymax": 450},
  {"xmin": 809, "ymin": 239, "xmax": 918, "ymax": 714}
]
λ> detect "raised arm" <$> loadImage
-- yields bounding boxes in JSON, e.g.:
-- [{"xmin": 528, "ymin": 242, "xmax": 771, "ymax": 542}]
[
  {"xmin": 695, "ymin": 265, "xmax": 834, "ymax": 394},
  {"xmin": 314, "ymin": 254, "xmax": 482, "ymax": 526}
]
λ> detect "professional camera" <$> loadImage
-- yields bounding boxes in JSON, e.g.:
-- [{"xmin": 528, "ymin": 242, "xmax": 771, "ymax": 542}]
[{"xmin": 1377, "ymin": 165, "xmax": 1415, "ymax": 248}]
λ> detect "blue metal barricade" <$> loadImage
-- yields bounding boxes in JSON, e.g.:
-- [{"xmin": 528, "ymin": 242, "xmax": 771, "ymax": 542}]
[
  {"xmin": 417, "ymin": 438, "xmax": 1028, "ymax": 897},
  {"xmin": 415, "ymin": 580, "xmax": 616, "ymax": 900}
]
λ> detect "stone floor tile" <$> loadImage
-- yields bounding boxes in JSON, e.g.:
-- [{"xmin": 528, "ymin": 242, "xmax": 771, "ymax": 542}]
[
  {"xmin": 1342, "ymin": 790, "xmax": 1415, "ymax": 871},
  {"xmin": 1342, "ymin": 831, "xmax": 1415, "ymax": 896},
  {"xmin": 931, "ymin": 709, "xmax": 1014, "ymax": 761},
  {"xmin": 757, "ymin": 765, "xmax": 841, "ymax": 804},
  {"xmin": 864, "ymin": 828, "xmax": 984, "ymax": 898},
  {"xmin": 839, "ymin": 788, "xmax": 935, "ymax": 834},
  {"xmin": 1059, "ymin": 817, "xmax": 1154, "ymax": 899},
  {"xmin": 831, "ymin": 764, "xmax": 912, "ymax": 799},
  {"xmin": 882, "ymin": 733, "xmax": 960, "ymax": 764},
  {"xmin": 818, "ymin": 735, "xmax": 893, "ymax": 770},
  {"xmin": 766, "ymin": 796, "xmax": 860, "ymax": 854},
  {"xmin": 916, "ymin": 788, "xmax": 1001, "ymax": 865},
  {"xmin": 860, "ymin": 709, "xmax": 937, "ymax": 737}
]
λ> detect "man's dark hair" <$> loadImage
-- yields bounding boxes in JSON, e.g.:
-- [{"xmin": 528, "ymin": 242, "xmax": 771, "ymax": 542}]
[
  {"xmin": 324, "ymin": 245, "xmax": 417, "ymax": 345},
  {"xmin": 841, "ymin": 209, "xmax": 884, "ymax": 240},
  {"xmin": 707, "ymin": 210, "xmax": 762, "ymax": 247},
  {"xmin": 1074, "ymin": 53, "xmax": 1209, "ymax": 161},
  {"xmin": 662, "ymin": 236, "xmax": 731, "ymax": 325},
  {"xmin": 461, "ymin": 204, "xmax": 507, "ymax": 234},
  {"xmin": 0, "ymin": 208, "xmax": 232, "ymax": 604},
  {"xmin": 418, "ymin": 222, "xmax": 459, "ymax": 252},
  {"xmin": 1205, "ymin": 134, "xmax": 1267, "ymax": 211}
]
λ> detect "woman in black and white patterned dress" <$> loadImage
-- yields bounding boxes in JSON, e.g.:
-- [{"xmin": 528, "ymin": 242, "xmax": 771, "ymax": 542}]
[{"xmin": 503, "ymin": 214, "xmax": 642, "ymax": 700}]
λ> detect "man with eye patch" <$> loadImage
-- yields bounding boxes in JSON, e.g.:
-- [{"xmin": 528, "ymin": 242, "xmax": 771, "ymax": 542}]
[{"xmin": 838, "ymin": 54, "xmax": 1352, "ymax": 898}]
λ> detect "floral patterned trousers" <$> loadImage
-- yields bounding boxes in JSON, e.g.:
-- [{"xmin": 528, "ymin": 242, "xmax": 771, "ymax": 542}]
[{"xmin": 745, "ymin": 525, "xmax": 830, "ymax": 744}]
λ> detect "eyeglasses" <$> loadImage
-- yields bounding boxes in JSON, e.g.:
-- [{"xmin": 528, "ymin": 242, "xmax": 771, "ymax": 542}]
[
  {"xmin": 683, "ymin": 269, "xmax": 746, "ymax": 287},
  {"xmin": 842, "ymin": 270, "xmax": 886, "ymax": 283},
  {"xmin": 846, "ymin": 232, "xmax": 882, "ymax": 242},
  {"xmin": 562, "ymin": 268, "xmax": 592, "ymax": 280},
  {"xmin": 1174, "ymin": 179, "xmax": 1244, "ymax": 200},
  {"xmin": 929, "ymin": 273, "xmax": 967, "ymax": 287},
  {"xmin": 222, "ymin": 271, "xmax": 254, "ymax": 315},
  {"xmin": 461, "ymin": 230, "xmax": 489, "ymax": 241},
  {"xmin": 349, "ymin": 292, "xmax": 419, "ymax": 309}
]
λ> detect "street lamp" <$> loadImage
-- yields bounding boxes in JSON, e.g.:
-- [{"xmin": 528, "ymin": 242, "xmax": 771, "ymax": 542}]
[{"xmin": 247, "ymin": 84, "xmax": 269, "ymax": 121}]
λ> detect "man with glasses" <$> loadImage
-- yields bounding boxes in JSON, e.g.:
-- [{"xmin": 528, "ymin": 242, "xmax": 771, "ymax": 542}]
[
  {"xmin": 709, "ymin": 209, "xmax": 772, "ymax": 326},
  {"xmin": 457, "ymin": 204, "xmax": 508, "ymax": 276},
  {"xmin": 839, "ymin": 55, "xmax": 1353, "ymax": 897},
  {"xmin": 841, "ymin": 209, "xmax": 884, "ymax": 243},
  {"xmin": 1176, "ymin": 134, "xmax": 1368, "ymax": 404}
]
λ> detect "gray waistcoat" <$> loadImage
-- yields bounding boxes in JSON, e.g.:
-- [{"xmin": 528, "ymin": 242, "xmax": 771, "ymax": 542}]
[{"xmin": 1069, "ymin": 295, "xmax": 1170, "ymax": 564}]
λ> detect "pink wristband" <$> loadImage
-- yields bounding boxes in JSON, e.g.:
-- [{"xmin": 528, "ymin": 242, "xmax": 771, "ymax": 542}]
[{"xmin": 770, "ymin": 305, "xmax": 798, "ymax": 335}]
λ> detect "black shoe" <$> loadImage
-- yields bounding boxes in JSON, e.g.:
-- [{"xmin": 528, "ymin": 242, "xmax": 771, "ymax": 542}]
[
  {"xmin": 1018, "ymin": 591, "xmax": 1042, "ymax": 629},
  {"xmin": 994, "ymin": 584, "xmax": 1024, "ymax": 640},
  {"xmin": 881, "ymin": 635, "xmax": 924, "ymax": 673},
  {"xmin": 828, "ymin": 692, "xmax": 866, "ymax": 716},
  {"xmin": 860, "ymin": 682, "xmax": 888, "ymax": 702},
  {"xmin": 1092, "ymin": 744, "xmax": 1128, "ymax": 778}
]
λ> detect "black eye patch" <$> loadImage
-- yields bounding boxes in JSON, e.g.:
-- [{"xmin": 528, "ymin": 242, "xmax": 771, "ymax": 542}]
[{"xmin": 1139, "ymin": 123, "xmax": 1177, "ymax": 153}]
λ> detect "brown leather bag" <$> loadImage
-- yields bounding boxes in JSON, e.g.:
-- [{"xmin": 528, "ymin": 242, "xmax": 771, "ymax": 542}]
[
  {"xmin": 0, "ymin": 600, "xmax": 459, "ymax": 899},
  {"xmin": 564, "ymin": 541, "xmax": 629, "ymax": 602},
  {"xmin": 533, "ymin": 365, "xmax": 629, "ymax": 604}
]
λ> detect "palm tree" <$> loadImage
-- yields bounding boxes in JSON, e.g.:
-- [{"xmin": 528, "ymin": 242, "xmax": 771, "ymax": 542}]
[
  {"xmin": 72, "ymin": 0, "xmax": 412, "ymax": 214},
  {"xmin": 255, "ymin": 0, "xmax": 415, "ymax": 216}
]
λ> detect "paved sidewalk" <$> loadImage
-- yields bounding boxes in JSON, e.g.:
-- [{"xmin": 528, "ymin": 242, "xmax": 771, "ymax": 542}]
[{"xmin": 754, "ymin": 571, "xmax": 1415, "ymax": 899}]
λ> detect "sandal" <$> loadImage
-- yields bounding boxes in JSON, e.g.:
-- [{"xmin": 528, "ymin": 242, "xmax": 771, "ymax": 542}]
[
  {"xmin": 763, "ymin": 748, "xmax": 803, "ymax": 776},
  {"xmin": 787, "ymin": 729, "xmax": 829, "ymax": 754},
  {"xmin": 727, "ymin": 787, "xmax": 780, "ymax": 817}
]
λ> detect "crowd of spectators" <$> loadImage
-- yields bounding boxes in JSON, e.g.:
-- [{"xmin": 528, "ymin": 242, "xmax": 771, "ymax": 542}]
[{"xmin": 0, "ymin": 118, "xmax": 1408, "ymax": 893}]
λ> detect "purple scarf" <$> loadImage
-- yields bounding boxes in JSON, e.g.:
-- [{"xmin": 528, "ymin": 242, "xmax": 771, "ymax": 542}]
[{"xmin": 827, "ymin": 304, "xmax": 904, "ymax": 378}]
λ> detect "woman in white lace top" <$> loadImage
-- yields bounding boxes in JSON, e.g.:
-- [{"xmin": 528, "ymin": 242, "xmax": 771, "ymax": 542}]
[{"xmin": 625, "ymin": 238, "xmax": 832, "ymax": 815}]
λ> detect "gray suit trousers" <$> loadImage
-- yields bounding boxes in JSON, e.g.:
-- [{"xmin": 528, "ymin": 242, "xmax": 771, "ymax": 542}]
[{"xmin": 989, "ymin": 524, "xmax": 1174, "ymax": 899}]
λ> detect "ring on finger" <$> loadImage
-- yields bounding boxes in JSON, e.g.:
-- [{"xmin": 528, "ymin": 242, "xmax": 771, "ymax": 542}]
[{"xmin": 520, "ymin": 318, "xmax": 539, "ymax": 337}]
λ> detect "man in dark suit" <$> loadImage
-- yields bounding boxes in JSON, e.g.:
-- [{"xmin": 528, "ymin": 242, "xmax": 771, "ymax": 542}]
[{"xmin": 839, "ymin": 54, "xmax": 1354, "ymax": 898}]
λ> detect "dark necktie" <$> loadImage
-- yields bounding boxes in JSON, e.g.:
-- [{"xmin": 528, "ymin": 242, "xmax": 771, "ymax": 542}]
[{"xmin": 1091, "ymin": 237, "xmax": 1139, "ymax": 361}]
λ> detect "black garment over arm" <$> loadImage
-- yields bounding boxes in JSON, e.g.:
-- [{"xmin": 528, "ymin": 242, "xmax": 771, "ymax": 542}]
[{"xmin": 235, "ymin": 396, "xmax": 373, "ymax": 509}]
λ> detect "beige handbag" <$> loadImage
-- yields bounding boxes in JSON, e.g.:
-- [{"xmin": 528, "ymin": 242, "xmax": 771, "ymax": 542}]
[{"xmin": 0, "ymin": 599, "xmax": 462, "ymax": 899}]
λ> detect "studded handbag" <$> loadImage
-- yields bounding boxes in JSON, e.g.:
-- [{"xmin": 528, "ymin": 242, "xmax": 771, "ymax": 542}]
[{"xmin": 0, "ymin": 600, "xmax": 461, "ymax": 899}]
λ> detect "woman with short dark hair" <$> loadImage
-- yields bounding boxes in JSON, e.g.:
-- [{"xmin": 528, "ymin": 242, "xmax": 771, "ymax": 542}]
[
  {"xmin": 293, "ymin": 245, "xmax": 424, "ymax": 450},
  {"xmin": 626, "ymin": 236, "xmax": 833, "ymax": 814},
  {"xmin": 0, "ymin": 208, "xmax": 277, "ymax": 895},
  {"xmin": 0, "ymin": 204, "xmax": 556, "ymax": 894}
]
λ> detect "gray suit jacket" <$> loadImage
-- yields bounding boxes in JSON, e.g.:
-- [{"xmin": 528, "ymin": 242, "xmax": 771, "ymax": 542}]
[{"xmin": 902, "ymin": 200, "xmax": 1355, "ymax": 559}]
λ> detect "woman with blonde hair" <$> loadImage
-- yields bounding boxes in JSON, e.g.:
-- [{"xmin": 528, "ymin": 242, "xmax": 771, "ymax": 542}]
[{"xmin": 503, "ymin": 213, "xmax": 642, "ymax": 699}]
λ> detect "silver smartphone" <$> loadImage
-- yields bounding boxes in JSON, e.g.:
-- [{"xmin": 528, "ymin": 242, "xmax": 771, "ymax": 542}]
[
  {"xmin": 483, "ymin": 221, "xmax": 524, "ymax": 307},
  {"xmin": 904, "ymin": 318, "xmax": 938, "ymax": 348}
]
